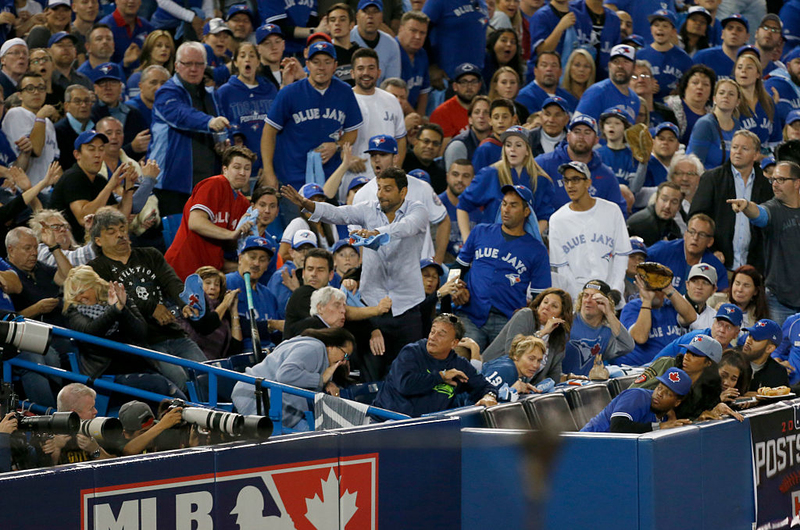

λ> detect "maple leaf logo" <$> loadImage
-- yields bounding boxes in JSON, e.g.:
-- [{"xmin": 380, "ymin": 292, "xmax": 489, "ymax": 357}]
[
  {"xmin": 305, "ymin": 469, "xmax": 358, "ymax": 529},
  {"xmin": 669, "ymin": 372, "xmax": 680, "ymax": 383}
]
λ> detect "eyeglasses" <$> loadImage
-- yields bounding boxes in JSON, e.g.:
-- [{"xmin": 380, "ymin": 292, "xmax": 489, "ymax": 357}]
[
  {"xmin": 760, "ymin": 25, "xmax": 782, "ymax": 34},
  {"xmin": 336, "ymin": 346, "xmax": 351, "ymax": 361},
  {"xmin": 69, "ymin": 98, "xmax": 92, "ymax": 106},
  {"xmin": 767, "ymin": 177, "xmax": 798, "ymax": 184},
  {"xmin": 419, "ymin": 137, "xmax": 442, "ymax": 147},
  {"xmin": 178, "ymin": 60, "xmax": 206, "ymax": 69},
  {"xmin": 686, "ymin": 228, "xmax": 712, "ymax": 239},
  {"xmin": 631, "ymin": 74, "xmax": 651, "ymax": 79},
  {"xmin": 20, "ymin": 85, "xmax": 46, "ymax": 93},
  {"xmin": 4, "ymin": 50, "xmax": 26, "ymax": 58},
  {"xmin": 672, "ymin": 170, "xmax": 699, "ymax": 177},
  {"xmin": 30, "ymin": 57, "xmax": 51, "ymax": 65},
  {"xmin": 563, "ymin": 176, "xmax": 588, "ymax": 184},
  {"xmin": 45, "ymin": 223, "xmax": 69, "ymax": 231}
]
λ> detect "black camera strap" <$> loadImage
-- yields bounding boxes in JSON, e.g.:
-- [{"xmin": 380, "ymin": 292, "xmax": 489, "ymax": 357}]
[{"xmin": 254, "ymin": 378, "xmax": 270, "ymax": 417}]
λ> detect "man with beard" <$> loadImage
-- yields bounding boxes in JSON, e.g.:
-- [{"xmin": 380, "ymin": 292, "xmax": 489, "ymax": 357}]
[
  {"xmin": 281, "ymin": 168, "xmax": 428, "ymax": 377},
  {"xmin": 439, "ymin": 159, "xmax": 477, "ymax": 260},
  {"xmin": 653, "ymin": 302, "xmax": 742, "ymax": 358},
  {"xmin": 626, "ymin": 181, "xmax": 684, "ymax": 246},
  {"xmin": 575, "ymin": 44, "xmax": 640, "ymax": 122},
  {"xmin": 765, "ymin": 47, "xmax": 800, "ymax": 116},
  {"xmin": 351, "ymin": 48, "xmax": 406, "ymax": 166},
  {"xmin": 430, "ymin": 62, "xmax": 482, "ymax": 145},
  {"xmin": 740, "ymin": 319, "xmax": 789, "ymax": 391},
  {"xmin": 443, "ymin": 96, "xmax": 491, "ymax": 171},
  {"xmin": 49, "ymin": 32, "xmax": 92, "ymax": 91},
  {"xmin": 581, "ymin": 366, "xmax": 691, "ymax": 432},
  {"xmin": 517, "ymin": 52, "xmax": 578, "ymax": 115}
]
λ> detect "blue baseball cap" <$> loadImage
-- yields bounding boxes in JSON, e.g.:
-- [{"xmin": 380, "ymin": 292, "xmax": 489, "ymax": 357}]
[
  {"xmin": 600, "ymin": 105, "xmax": 633, "ymax": 125},
  {"xmin": 501, "ymin": 184, "xmax": 534, "ymax": 206},
  {"xmin": 787, "ymin": 109, "xmax": 800, "ymax": 127},
  {"xmin": 226, "ymin": 4, "xmax": 257, "ymax": 25},
  {"xmin": 500, "ymin": 125, "xmax": 530, "ymax": 143},
  {"xmin": 308, "ymin": 41, "xmax": 336, "ymax": 60},
  {"xmin": 358, "ymin": 0, "xmax": 383, "ymax": 10},
  {"xmin": 366, "ymin": 134, "xmax": 398, "ymax": 154},
  {"xmin": 569, "ymin": 114, "xmax": 598, "ymax": 134},
  {"xmin": 784, "ymin": 47, "xmax": 800, "ymax": 64},
  {"xmin": 256, "ymin": 23, "xmax": 283, "ymax": 43},
  {"xmin": 558, "ymin": 160, "xmax": 591, "ymax": 180},
  {"xmin": 239, "ymin": 235, "xmax": 276, "ymax": 256},
  {"xmin": 744, "ymin": 319, "xmax": 782, "ymax": 346},
  {"xmin": 629, "ymin": 237, "xmax": 647, "ymax": 257},
  {"xmin": 761, "ymin": 155, "xmax": 777, "ymax": 170},
  {"xmin": 722, "ymin": 13, "xmax": 749, "ymax": 33},
  {"xmin": 648, "ymin": 9, "xmax": 677, "ymax": 28},
  {"xmin": 92, "ymin": 62, "xmax": 123, "ymax": 83},
  {"xmin": 47, "ymin": 31, "xmax": 78, "ymax": 47},
  {"xmin": 408, "ymin": 169, "xmax": 431, "ymax": 185},
  {"xmin": 656, "ymin": 367, "xmax": 693, "ymax": 396},
  {"xmin": 420, "ymin": 258, "xmax": 444, "ymax": 276},
  {"xmin": 654, "ymin": 121, "xmax": 680, "ymax": 139},
  {"xmin": 292, "ymin": 229, "xmax": 318, "ymax": 249},
  {"xmin": 542, "ymin": 95, "xmax": 569, "ymax": 113},
  {"xmin": 680, "ymin": 334, "xmax": 723, "ymax": 364},
  {"xmin": 686, "ymin": 6, "xmax": 712, "ymax": 25},
  {"xmin": 299, "ymin": 183, "xmax": 326, "ymax": 200},
  {"xmin": 454, "ymin": 62, "xmax": 482, "ymax": 81},
  {"xmin": 332, "ymin": 239, "xmax": 356, "ymax": 254},
  {"xmin": 74, "ymin": 130, "xmax": 109, "ymax": 150},
  {"xmin": 621, "ymin": 34, "xmax": 645, "ymax": 49},
  {"xmin": 715, "ymin": 303, "xmax": 743, "ymax": 327},
  {"xmin": 737, "ymin": 44, "xmax": 760, "ymax": 59},
  {"xmin": 347, "ymin": 176, "xmax": 370, "ymax": 192}
]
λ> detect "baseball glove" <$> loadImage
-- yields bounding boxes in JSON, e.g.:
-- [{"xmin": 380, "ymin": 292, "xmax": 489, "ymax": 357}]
[
  {"xmin": 636, "ymin": 262, "xmax": 674, "ymax": 290},
  {"xmin": 625, "ymin": 123, "xmax": 653, "ymax": 164}
]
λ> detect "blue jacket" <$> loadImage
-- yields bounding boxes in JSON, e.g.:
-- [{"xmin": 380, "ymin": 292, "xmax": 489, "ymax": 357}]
[
  {"xmin": 457, "ymin": 165, "xmax": 555, "ymax": 222},
  {"xmin": 149, "ymin": 74, "xmax": 218, "ymax": 195},
  {"xmin": 373, "ymin": 339, "xmax": 494, "ymax": 417},
  {"xmin": 534, "ymin": 142, "xmax": 627, "ymax": 216}
]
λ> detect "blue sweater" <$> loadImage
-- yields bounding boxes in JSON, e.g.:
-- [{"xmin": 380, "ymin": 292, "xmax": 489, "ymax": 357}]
[{"xmin": 686, "ymin": 113, "xmax": 739, "ymax": 170}]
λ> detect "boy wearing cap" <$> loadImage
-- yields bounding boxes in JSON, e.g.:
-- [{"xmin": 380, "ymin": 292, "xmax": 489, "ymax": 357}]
[
  {"xmin": 2, "ymin": 71, "xmax": 60, "ymax": 186},
  {"xmin": 581, "ymin": 367, "xmax": 691, "ymax": 432},
  {"xmin": 332, "ymin": 238, "xmax": 360, "ymax": 277},
  {"xmin": 471, "ymin": 100, "xmax": 517, "ymax": 173},
  {"xmin": 636, "ymin": 10, "xmax": 693, "ymax": 103},
  {"xmin": 260, "ymin": 41, "xmax": 363, "ymax": 213},
  {"xmin": 165, "ymin": 146, "xmax": 256, "ymax": 281},
  {"xmin": 624, "ymin": 237, "xmax": 647, "ymax": 302},
  {"xmin": 741, "ymin": 319, "xmax": 789, "ymax": 391},
  {"xmin": 255, "ymin": 24, "xmax": 286, "ymax": 90},
  {"xmin": 596, "ymin": 105, "xmax": 640, "ymax": 195},
  {"xmin": 685, "ymin": 263, "xmax": 719, "ymax": 330},
  {"xmin": 350, "ymin": 0, "xmax": 401, "ymax": 86},
  {"xmin": 201, "ymin": 18, "xmax": 233, "ymax": 86},
  {"xmin": 574, "ymin": 44, "xmax": 640, "ymax": 123},
  {"xmin": 693, "ymin": 14, "xmax": 750, "ymax": 81},
  {"xmin": 119, "ymin": 401, "xmax": 183, "ymax": 456},
  {"xmin": 549, "ymin": 160, "xmax": 632, "ymax": 303}
]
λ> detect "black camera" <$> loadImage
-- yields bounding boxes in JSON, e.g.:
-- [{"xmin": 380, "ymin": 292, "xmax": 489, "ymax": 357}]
[{"xmin": 0, "ymin": 382, "xmax": 79, "ymax": 436}]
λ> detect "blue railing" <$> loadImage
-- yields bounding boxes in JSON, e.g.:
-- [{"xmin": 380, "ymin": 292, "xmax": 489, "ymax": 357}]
[{"xmin": 1, "ymin": 322, "xmax": 408, "ymax": 433}]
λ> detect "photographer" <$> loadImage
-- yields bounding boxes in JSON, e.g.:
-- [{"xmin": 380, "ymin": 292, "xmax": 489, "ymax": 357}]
[
  {"xmin": 40, "ymin": 383, "xmax": 114, "ymax": 465},
  {"xmin": 118, "ymin": 400, "xmax": 183, "ymax": 456},
  {"xmin": 0, "ymin": 412, "xmax": 17, "ymax": 472}
]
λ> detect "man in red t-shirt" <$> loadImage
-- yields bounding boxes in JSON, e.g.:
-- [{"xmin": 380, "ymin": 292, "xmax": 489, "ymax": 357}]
[
  {"xmin": 430, "ymin": 62, "xmax": 482, "ymax": 146},
  {"xmin": 165, "ymin": 146, "xmax": 256, "ymax": 280}
]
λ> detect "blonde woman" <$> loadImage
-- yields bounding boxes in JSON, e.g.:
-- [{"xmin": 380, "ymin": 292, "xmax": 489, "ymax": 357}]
[
  {"xmin": 482, "ymin": 334, "xmax": 548, "ymax": 396},
  {"xmin": 456, "ymin": 126, "xmax": 554, "ymax": 240},
  {"xmin": 561, "ymin": 48, "xmax": 595, "ymax": 101},
  {"xmin": 734, "ymin": 52, "xmax": 778, "ymax": 149}
]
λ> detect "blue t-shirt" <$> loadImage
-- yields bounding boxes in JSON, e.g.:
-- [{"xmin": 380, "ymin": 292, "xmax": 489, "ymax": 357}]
[
  {"xmin": 397, "ymin": 40, "xmax": 431, "ymax": 108},
  {"xmin": 644, "ymin": 155, "xmax": 669, "ymax": 189},
  {"xmin": 516, "ymin": 81, "xmax": 578, "ymax": 115},
  {"xmin": 602, "ymin": 0, "xmax": 675, "ymax": 44},
  {"xmin": 423, "ymin": 0, "xmax": 489, "ymax": 78},
  {"xmin": 456, "ymin": 223, "xmax": 551, "ymax": 327},
  {"xmin": 615, "ymin": 298, "xmax": 684, "ymax": 366},
  {"xmin": 637, "ymin": 45, "xmax": 694, "ymax": 103},
  {"xmin": 693, "ymin": 47, "xmax": 734, "ymax": 81},
  {"xmin": 265, "ymin": 78, "xmax": 363, "ymax": 189},
  {"xmin": 471, "ymin": 138, "xmax": 502, "ymax": 173},
  {"xmin": 225, "ymin": 271, "xmax": 279, "ymax": 351},
  {"xmin": 457, "ymin": 165, "xmax": 555, "ymax": 223},
  {"xmin": 646, "ymin": 238, "xmax": 729, "ymax": 295},
  {"xmin": 574, "ymin": 79, "xmax": 640, "ymax": 123},
  {"xmin": 686, "ymin": 113, "xmax": 739, "ymax": 170},
  {"xmin": 596, "ymin": 144, "xmax": 637, "ymax": 187},
  {"xmin": 581, "ymin": 387, "xmax": 659, "ymax": 432},
  {"xmin": 563, "ymin": 313, "xmax": 615, "ymax": 376},
  {"xmin": 527, "ymin": 3, "xmax": 591, "ymax": 76},
  {"xmin": 259, "ymin": 0, "xmax": 318, "ymax": 55}
]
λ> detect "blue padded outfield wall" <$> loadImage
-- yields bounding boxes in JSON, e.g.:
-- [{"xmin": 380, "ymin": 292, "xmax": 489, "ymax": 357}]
[{"xmin": 8, "ymin": 401, "xmax": 800, "ymax": 529}]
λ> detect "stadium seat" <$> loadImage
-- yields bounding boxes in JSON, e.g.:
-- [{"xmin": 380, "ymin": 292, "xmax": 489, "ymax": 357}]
[
  {"xmin": 522, "ymin": 393, "xmax": 578, "ymax": 432},
  {"xmin": 608, "ymin": 374, "xmax": 638, "ymax": 397},
  {"xmin": 340, "ymin": 381, "xmax": 383, "ymax": 405},
  {"xmin": 228, "ymin": 353, "xmax": 258, "ymax": 372},
  {"xmin": 567, "ymin": 384, "xmax": 613, "ymax": 429},
  {"xmin": 442, "ymin": 405, "xmax": 487, "ymax": 428},
  {"xmin": 161, "ymin": 213, "xmax": 182, "ymax": 248},
  {"xmin": 483, "ymin": 402, "xmax": 532, "ymax": 430}
]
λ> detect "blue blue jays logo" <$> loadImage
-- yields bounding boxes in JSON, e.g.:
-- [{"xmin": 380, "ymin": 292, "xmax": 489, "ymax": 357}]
[
  {"xmin": 312, "ymin": 43, "xmax": 326, "ymax": 52},
  {"xmin": 370, "ymin": 137, "xmax": 386, "ymax": 149},
  {"xmin": 505, "ymin": 273, "xmax": 520, "ymax": 285},
  {"xmin": 725, "ymin": 306, "xmax": 736, "ymax": 314},
  {"xmin": 601, "ymin": 250, "xmax": 614, "ymax": 262},
  {"xmin": 570, "ymin": 337, "xmax": 604, "ymax": 370}
]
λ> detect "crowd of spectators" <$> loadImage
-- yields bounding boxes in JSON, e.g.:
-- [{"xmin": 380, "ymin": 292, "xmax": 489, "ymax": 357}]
[{"xmin": 1, "ymin": 0, "xmax": 800, "ymax": 459}]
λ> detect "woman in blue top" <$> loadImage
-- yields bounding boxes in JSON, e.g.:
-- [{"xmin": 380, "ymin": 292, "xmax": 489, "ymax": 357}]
[
  {"xmin": 663, "ymin": 64, "xmax": 715, "ymax": 145},
  {"xmin": 216, "ymin": 43, "xmax": 278, "ymax": 179},
  {"xmin": 734, "ymin": 53, "xmax": 780, "ymax": 152},
  {"xmin": 456, "ymin": 126, "xmax": 554, "ymax": 241},
  {"xmin": 687, "ymin": 78, "xmax": 742, "ymax": 170},
  {"xmin": 482, "ymin": 334, "xmax": 547, "ymax": 397}
]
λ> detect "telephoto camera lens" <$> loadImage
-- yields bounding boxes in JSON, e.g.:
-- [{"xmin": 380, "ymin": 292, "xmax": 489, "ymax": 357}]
[
  {"xmin": 181, "ymin": 408, "xmax": 244, "ymax": 436},
  {"xmin": 18, "ymin": 411, "xmax": 79, "ymax": 435},
  {"xmin": 80, "ymin": 417, "xmax": 124, "ymax": 445}
]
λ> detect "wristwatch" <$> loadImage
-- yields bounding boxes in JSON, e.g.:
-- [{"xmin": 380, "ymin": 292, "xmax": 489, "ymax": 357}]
[{"xmin": 90, "ymin": 448, "xmax": 101, "ymax": 459}]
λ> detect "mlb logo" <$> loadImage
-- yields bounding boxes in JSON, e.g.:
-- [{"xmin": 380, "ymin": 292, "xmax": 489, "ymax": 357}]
[{"xmin": 792, "ymin": 491, "xmax": 800, "ymax": 525}]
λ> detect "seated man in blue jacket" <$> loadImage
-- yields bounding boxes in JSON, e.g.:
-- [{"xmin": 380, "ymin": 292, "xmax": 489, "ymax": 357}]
[{"xmin": 373, "ymin": 313, "xmax": 498, "ymax": 417}]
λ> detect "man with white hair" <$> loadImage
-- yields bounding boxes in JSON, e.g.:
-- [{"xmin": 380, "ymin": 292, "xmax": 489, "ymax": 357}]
[
  {"xmin": 148, "ymin": 41, "xmax": 230, "ymax": 216},
  {"xmin": 0, "ymin": 38, "xmax": 29, "ymax": 97},
  {"xmin": 290, "ymin": 286, "xmax": 348, "ymax": 336},
  {"xmin": 668, "ymin": 153, "xmax": 704, "ymax": 232}
]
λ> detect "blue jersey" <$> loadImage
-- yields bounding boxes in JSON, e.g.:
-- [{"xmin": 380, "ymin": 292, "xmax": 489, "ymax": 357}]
[
  {"xmin": 516, "ymin": 81, "xmax": 578, "ymax": 115},
  {"xmin": 266, "ymin": 262, "xmax": 296, "ymax": 319},
  {"xmin": 740, "ymin": 101, "xmax": 781, "ymax": 150},
  {"xmin": 0, "ymin": 130, "xmax": 16, "ymax": 167},
  {"xmin": 215, "ymin": 75, "xmax": 277, "ymax": 176},
  {"xmin": 534, "ymin": 143, "xmax": 627, "ymax": 216},
  {"xmin": 563, "ymin": 313, "xmax": 615, "ymax": 376},
  {"xmin": 644, "ymin": 155, "xmax": 668, "ymax": 189},
  {"xmin": 652, "ymin": 327, "xmax": 709, "ymax": 361},
  {"xmin": 397, "ymin": 40, "xmax": 431, "ymax": 108},
  {"xmin": 99, "ymin": 11, "xmax": 153, "ymax": 65},
  {"xmin": 693, "ymin": 47, "xmax": 734, "ymax": 81},
  {"xmin": 439, "ymin": 191, "xmax": 484, "ymax": 257},
  {"xmin": 259, "ymin": 0, "xmax": 318, "ymax": 55},
  {"xmin": 765, "ymin": 69, "xmax": 800, "ymax": 116},
  {"xmin": 423, "ymin": 0, "xmax": 489, "ymax": 78},
  {"xmin": 781, "ymin": 0, "xmax": 800, "ymax": 55},
  {"xmin": 456, "ymin": 223, "xmax": 551, "ymax": 327},
  {"xmin": 574, "ymin": 79, "xmax": 640, "ymax": 123},
  {"xmin": 0, "ymin": 258, "xmax": 15, "ymax": 312},
  {"xmin": 482, "ymin": 355, "xmax": 520, "ymax": 389},
  {"xmin": 226, "ymin": 271, "xmax": 279, "ymax": 351},
  {"xmin": 615, "ymin": 298, "xmax": 684, "ymax": 366},
  {"xmin": 603, "ymin": 0, "xmax": 674, "ymax": 44},
  {"xmin": 686, "ymin": 113, "xmax": 739, "ymax": 170},
  {"xmin": 266, "ymin": 78, "xmax": 363, "ymax": 189},
  {"xmin": 773, "ymin": 314, "xmax": 800, "ymax": 386},
  {"xmin": 471, "ymin": 138, "xmax": 502, "ymax": 173},
  {"xmin": 527, "ymin": 3, "xmax": 591, "ymax": 76},
  {"xmin": 202, "ymin": 44, "xmax": 232, "ymax": 87},
  {"xmin": 457, "ymin": 165, "xmax": 555, "ymax": 223},
  {"xmin": 596, "ymin": 144, "xmax": 637, "ymax": 187},
  {"xmin": 581, "ymin": 388, "xmax": 658, "ymax": 432},
  {"xmin": 637, "ymin": 46, "xmax": 694, "ymax": 103},
  {"xmin": 646, "ymin": 238, "xmax": 728, "ymax": 295}
]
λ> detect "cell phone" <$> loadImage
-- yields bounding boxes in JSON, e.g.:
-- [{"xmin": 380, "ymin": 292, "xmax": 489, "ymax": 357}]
[
  {"xmin": 447, "ymin": 268, "xmax": 461, "ymax": 283},
  {"xmin": 733, "ymin": 397, "xmax": 757, "ymax": 405}
]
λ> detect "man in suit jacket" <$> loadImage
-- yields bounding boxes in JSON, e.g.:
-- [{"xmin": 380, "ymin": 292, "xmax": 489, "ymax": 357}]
[{"xmin": 688, "ymin": 130, "xmax": 773, "ymax": 272}]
